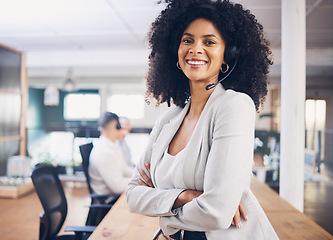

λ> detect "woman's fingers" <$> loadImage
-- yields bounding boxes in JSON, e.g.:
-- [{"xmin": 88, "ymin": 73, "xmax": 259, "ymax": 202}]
[
  {"xmin": 239, "ymin": 201, "xmax": 248, "ymax": 220},
  {"xmin": 137, "ymin": 162, "xmax": 154, "ymax": 188},
  {"xmin": 233, "ymin": 207, "xmax": 242, "ymax": 228},
  {"xmin": 232, "ymin": 202, "xmax": 247, "ymax": 228},
  {"xmin": 138, "ymin": 178, "xmax": 149, "ymax": 187},
  {"xmin": 144, "ymin": 161, "xmax": 151, "ymax": 173},
  {"xmin": 138, "ymin": 168, "xmax": 154, "ymax": 188}
]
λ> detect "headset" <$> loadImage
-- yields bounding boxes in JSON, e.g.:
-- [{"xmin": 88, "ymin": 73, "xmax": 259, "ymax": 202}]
[
  {"xmin": 97, "ymin": 121, "xmax": 121, "ymax": 131},
  {"xmin": 205, "ymin": 45, "xmax": 240, "ymax": 91},
  {"xmin": 116, "ymin": 121, "xmax": 122, "ymax": 130}
]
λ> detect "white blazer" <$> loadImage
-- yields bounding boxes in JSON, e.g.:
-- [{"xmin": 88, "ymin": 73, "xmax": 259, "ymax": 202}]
[{"xmin": 126, "ymin": 85, "xmax": 279, "ymax": 240}]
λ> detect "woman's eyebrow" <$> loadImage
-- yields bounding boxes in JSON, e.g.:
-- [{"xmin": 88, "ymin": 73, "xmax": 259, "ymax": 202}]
[
  {"xmin": 203, "ymin": 34, "xmax": 219, "ymax": 39},
  {"xmin": 183, "ymin": 33, "xmax": 219, "ymax": 40},
  {"xmin": 183, "ymin": 33, "xmax": 194, "ymax": 37}
]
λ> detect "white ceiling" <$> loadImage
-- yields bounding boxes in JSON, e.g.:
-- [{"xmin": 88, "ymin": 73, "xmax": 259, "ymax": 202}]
[
  {"xmin": 0, "ymin": 0, "xmax": 332, "ymax": 88},
  {"xmin": 0, "ymin": 0, "xmax": 165, "ymax": 51}
]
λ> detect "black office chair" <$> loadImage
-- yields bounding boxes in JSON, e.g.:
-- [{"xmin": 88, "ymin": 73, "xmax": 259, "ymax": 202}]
[
  {"xmin": 31, "ymin": 165, "xmax": 96, "ymax": 240},
  {"xmin": 79, "ymin": 143, "xmax": 120, "ymax": 226}
]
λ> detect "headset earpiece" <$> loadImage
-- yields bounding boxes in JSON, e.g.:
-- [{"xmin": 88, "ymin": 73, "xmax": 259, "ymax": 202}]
[
  {"xmin": 224, "ymin": 45, "xmax": 239, "ymax": 65},
  {"xmin": 116, "ymin": 122, "xmax": 122, "ymax": 130},
  {"xmin": 205, "ymin": 45, "xmax": 240, "ymax": 91}
]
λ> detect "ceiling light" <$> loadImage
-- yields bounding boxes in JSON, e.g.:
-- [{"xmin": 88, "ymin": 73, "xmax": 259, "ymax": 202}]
[
  {"xmin": 44, "ymin": 85, "xmax": 59, "ymax": 106},
  {"xmin": 63, "ymin": 68, "xmax": 76, "ymax": 92}
]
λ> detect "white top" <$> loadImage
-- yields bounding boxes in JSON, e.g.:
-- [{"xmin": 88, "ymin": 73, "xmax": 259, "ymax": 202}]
[
  {"xmin": 89, "ymin": 136, "xmax": 133, "ymax": 195},
  {"xmin": 155, "ymin": 148, "xmax": 186, "ymax": 189}
]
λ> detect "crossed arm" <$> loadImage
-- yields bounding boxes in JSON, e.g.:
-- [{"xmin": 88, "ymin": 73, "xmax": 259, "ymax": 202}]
[{"xmin": 138, "ymin": 161, "xmax": 248, "ymax": 228}]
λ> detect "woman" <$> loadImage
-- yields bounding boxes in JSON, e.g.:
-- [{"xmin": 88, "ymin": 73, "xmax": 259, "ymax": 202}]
[{"xmin": 126, "ymin": 0, "xmax": 278, "ymax": 239}]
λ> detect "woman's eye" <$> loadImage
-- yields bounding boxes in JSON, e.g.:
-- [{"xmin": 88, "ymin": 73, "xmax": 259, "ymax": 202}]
[
  {"xmin": 205, "ymin": 40, "xmax": 216, "ymax": 45},
  {"xmin": 182, "ymin": 39, "xmax": 193, "ymax": 44}
]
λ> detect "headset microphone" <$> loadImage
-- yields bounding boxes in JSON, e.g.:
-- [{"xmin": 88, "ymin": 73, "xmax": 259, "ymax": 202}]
[{"xmin": 205, "ymin": 59, "xmax": 238, "ymax": 91}]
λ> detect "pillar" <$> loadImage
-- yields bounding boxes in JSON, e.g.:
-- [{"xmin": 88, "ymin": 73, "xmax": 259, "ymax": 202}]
[{"xmin": 280, "ymin": 0, "xmax": 306, "ymax": 212}]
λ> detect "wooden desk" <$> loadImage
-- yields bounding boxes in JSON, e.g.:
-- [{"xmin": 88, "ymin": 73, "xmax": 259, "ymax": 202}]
[
  {"xmin": 90, "ymin": 177, "xmax": 333, "ymax": 240},
  {"xmin": 89, "ymin": 194, "xmax": 159, "ymax": 240},
  {"xmin": 251, "ymin": 177, "xmax": 333, "ymax": 240}
]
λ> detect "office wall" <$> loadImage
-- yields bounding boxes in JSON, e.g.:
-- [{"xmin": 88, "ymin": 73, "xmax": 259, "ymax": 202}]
[
  {"xmin": 27, "ymin": 88, "xmax": 44, "ymax": 129},
  {"xmin": 27, "ymin": 87, "xmax": 47, "ymax": 159},
  {"xmin": 27, "ymin": 87, "xmax": 99, "ymax": 130}
]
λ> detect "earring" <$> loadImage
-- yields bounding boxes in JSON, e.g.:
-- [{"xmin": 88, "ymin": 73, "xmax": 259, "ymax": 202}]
[
  {"xmin": 177, "ymin": 61, "xmax": 182, "ymax": 70},
  {"xmin": 220, "ymin": 63, "xmax": 229, "ymax": 73}
]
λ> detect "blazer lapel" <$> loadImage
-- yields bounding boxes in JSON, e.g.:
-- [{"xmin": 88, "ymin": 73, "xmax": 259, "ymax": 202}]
[
  {"xmin": 150, "ymin": 102, "xmax": 190, "ymax": 184},
  {"xmin": 150, "ymin": 84, "xmax": 225, "ymax": 185}
]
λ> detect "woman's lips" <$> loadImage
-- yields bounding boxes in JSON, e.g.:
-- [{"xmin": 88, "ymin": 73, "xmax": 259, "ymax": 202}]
[{"xmin": 186, "ymin": 59, "xmax": 208, "ymax": 68}]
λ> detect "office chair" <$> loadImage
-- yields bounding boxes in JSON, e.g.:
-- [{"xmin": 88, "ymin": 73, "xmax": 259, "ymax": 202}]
[
  {"xmin": 79, "ymin": 143, "xmax": 120, "ymax": 226},
  {"xmin": 31, "ymin": 165, "xmax": 96, "ymax": 240}
]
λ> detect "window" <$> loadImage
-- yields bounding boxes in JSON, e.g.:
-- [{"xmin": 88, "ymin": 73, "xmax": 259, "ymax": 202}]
[
  {"xmin": 305, "ymin": 99, "xmax": 326, "ymax": 131},
  {"xmin": 107, "ymin": 94, "xmax": 144, "ymax": 119},
  {"xmin": 305, "ymin": 99, "xmax": 326, "ymax": 159},
  {"xmin": 64, "ymin": 93, "xmax": 100, "ymax": 120},
  {"xmin": 50, "ymin": 132, "xmax": 74, "ymax": 166}
]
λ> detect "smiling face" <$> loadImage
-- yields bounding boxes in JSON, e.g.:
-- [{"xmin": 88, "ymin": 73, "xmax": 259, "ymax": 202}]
[{"xmin": 178, "ymin": 18, "xmax": 226, "ymax": 84}]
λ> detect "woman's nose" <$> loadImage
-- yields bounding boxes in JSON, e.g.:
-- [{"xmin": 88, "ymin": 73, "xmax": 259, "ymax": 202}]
[{"xmin": 189, "ymin": 44, "xmax": 203, "ymax": 54}]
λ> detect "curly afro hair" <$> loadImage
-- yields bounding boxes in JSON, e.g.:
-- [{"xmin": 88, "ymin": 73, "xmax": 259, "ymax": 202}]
[{"xmin": 146, "ymin": 0, "xmax": 272, "ymax": 111}]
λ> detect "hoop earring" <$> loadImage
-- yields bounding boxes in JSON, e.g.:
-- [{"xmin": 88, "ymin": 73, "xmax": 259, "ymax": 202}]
[
  {"xmin": 177, "ymin": 61, "xmax": 181, "ymax": 70},
  {"xmin": 220, "ymin": 63, "xmax": 229, "ymax": 73}
]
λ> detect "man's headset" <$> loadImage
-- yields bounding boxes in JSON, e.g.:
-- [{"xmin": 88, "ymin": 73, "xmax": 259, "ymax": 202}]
[
  {"xmin": 98, "ymin": 121, "xmax": 121, "ymax": 131},
  {"xmin": 116, "ymin": 121, "xmax": 122, "ymax": 130}
]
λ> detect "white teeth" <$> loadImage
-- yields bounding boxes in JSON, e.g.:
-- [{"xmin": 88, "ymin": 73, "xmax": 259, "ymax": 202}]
[{"xmin": 187, "ymin": 60, "xmax": 207, "ymax": 65}]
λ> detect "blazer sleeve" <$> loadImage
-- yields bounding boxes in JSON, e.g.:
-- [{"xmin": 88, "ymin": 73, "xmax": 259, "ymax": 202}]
[
  {"xmin": 126, "ymin": 114, "xmax": 186, "ymax": 217},
  {"xmin": 159, "ymin": 93, "xmax": 256, "ymax": 235}
]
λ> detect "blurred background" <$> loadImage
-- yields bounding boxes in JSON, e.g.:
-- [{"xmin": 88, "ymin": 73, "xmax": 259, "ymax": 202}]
[{"xmin": 0, "ymin": 0, "xmax": 333, "ymax": 237}]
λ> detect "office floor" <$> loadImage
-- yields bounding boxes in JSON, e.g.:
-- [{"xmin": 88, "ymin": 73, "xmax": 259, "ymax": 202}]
[
  {"xmin": 304, "ymin": 180, "xmax": 333, "ymax": 235},
  {"xmin": 0, "ymin": 181, "xmax": 90, "ymax": 240}
]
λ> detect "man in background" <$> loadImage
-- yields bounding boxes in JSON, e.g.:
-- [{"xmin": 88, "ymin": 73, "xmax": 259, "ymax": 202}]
[
  {"xmin": 89, "ymin": 112, "xmax": 133, "ymax": 195},
  {"xmin": 116, "ymin": 117, "xmax": 135, "ymax": 168}
]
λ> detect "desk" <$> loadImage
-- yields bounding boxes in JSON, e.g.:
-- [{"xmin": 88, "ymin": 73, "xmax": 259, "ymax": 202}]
[
  {"xmin": 89, "ymin": 177, "xmax": 333, "ymax": 240},
  {"xmin": 89, "ymin": 194, "xmax": 159, "ymax": 240}
]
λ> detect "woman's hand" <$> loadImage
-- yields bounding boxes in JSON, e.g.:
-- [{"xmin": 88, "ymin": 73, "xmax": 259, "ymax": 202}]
[
  {"xmin": 172, "ymin": 190, "xmax": 203, "ymax": 209},
  {"xmin": 231, "ymin": 202, "xmax": 248, "ymax": 228},
  {"xmin": 173, "ymin": 191, "xmax": 248, "ymax": 228},
  {"xmin": 138, "ymin": 161, "xmax": 154, "ymax": 188}
]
